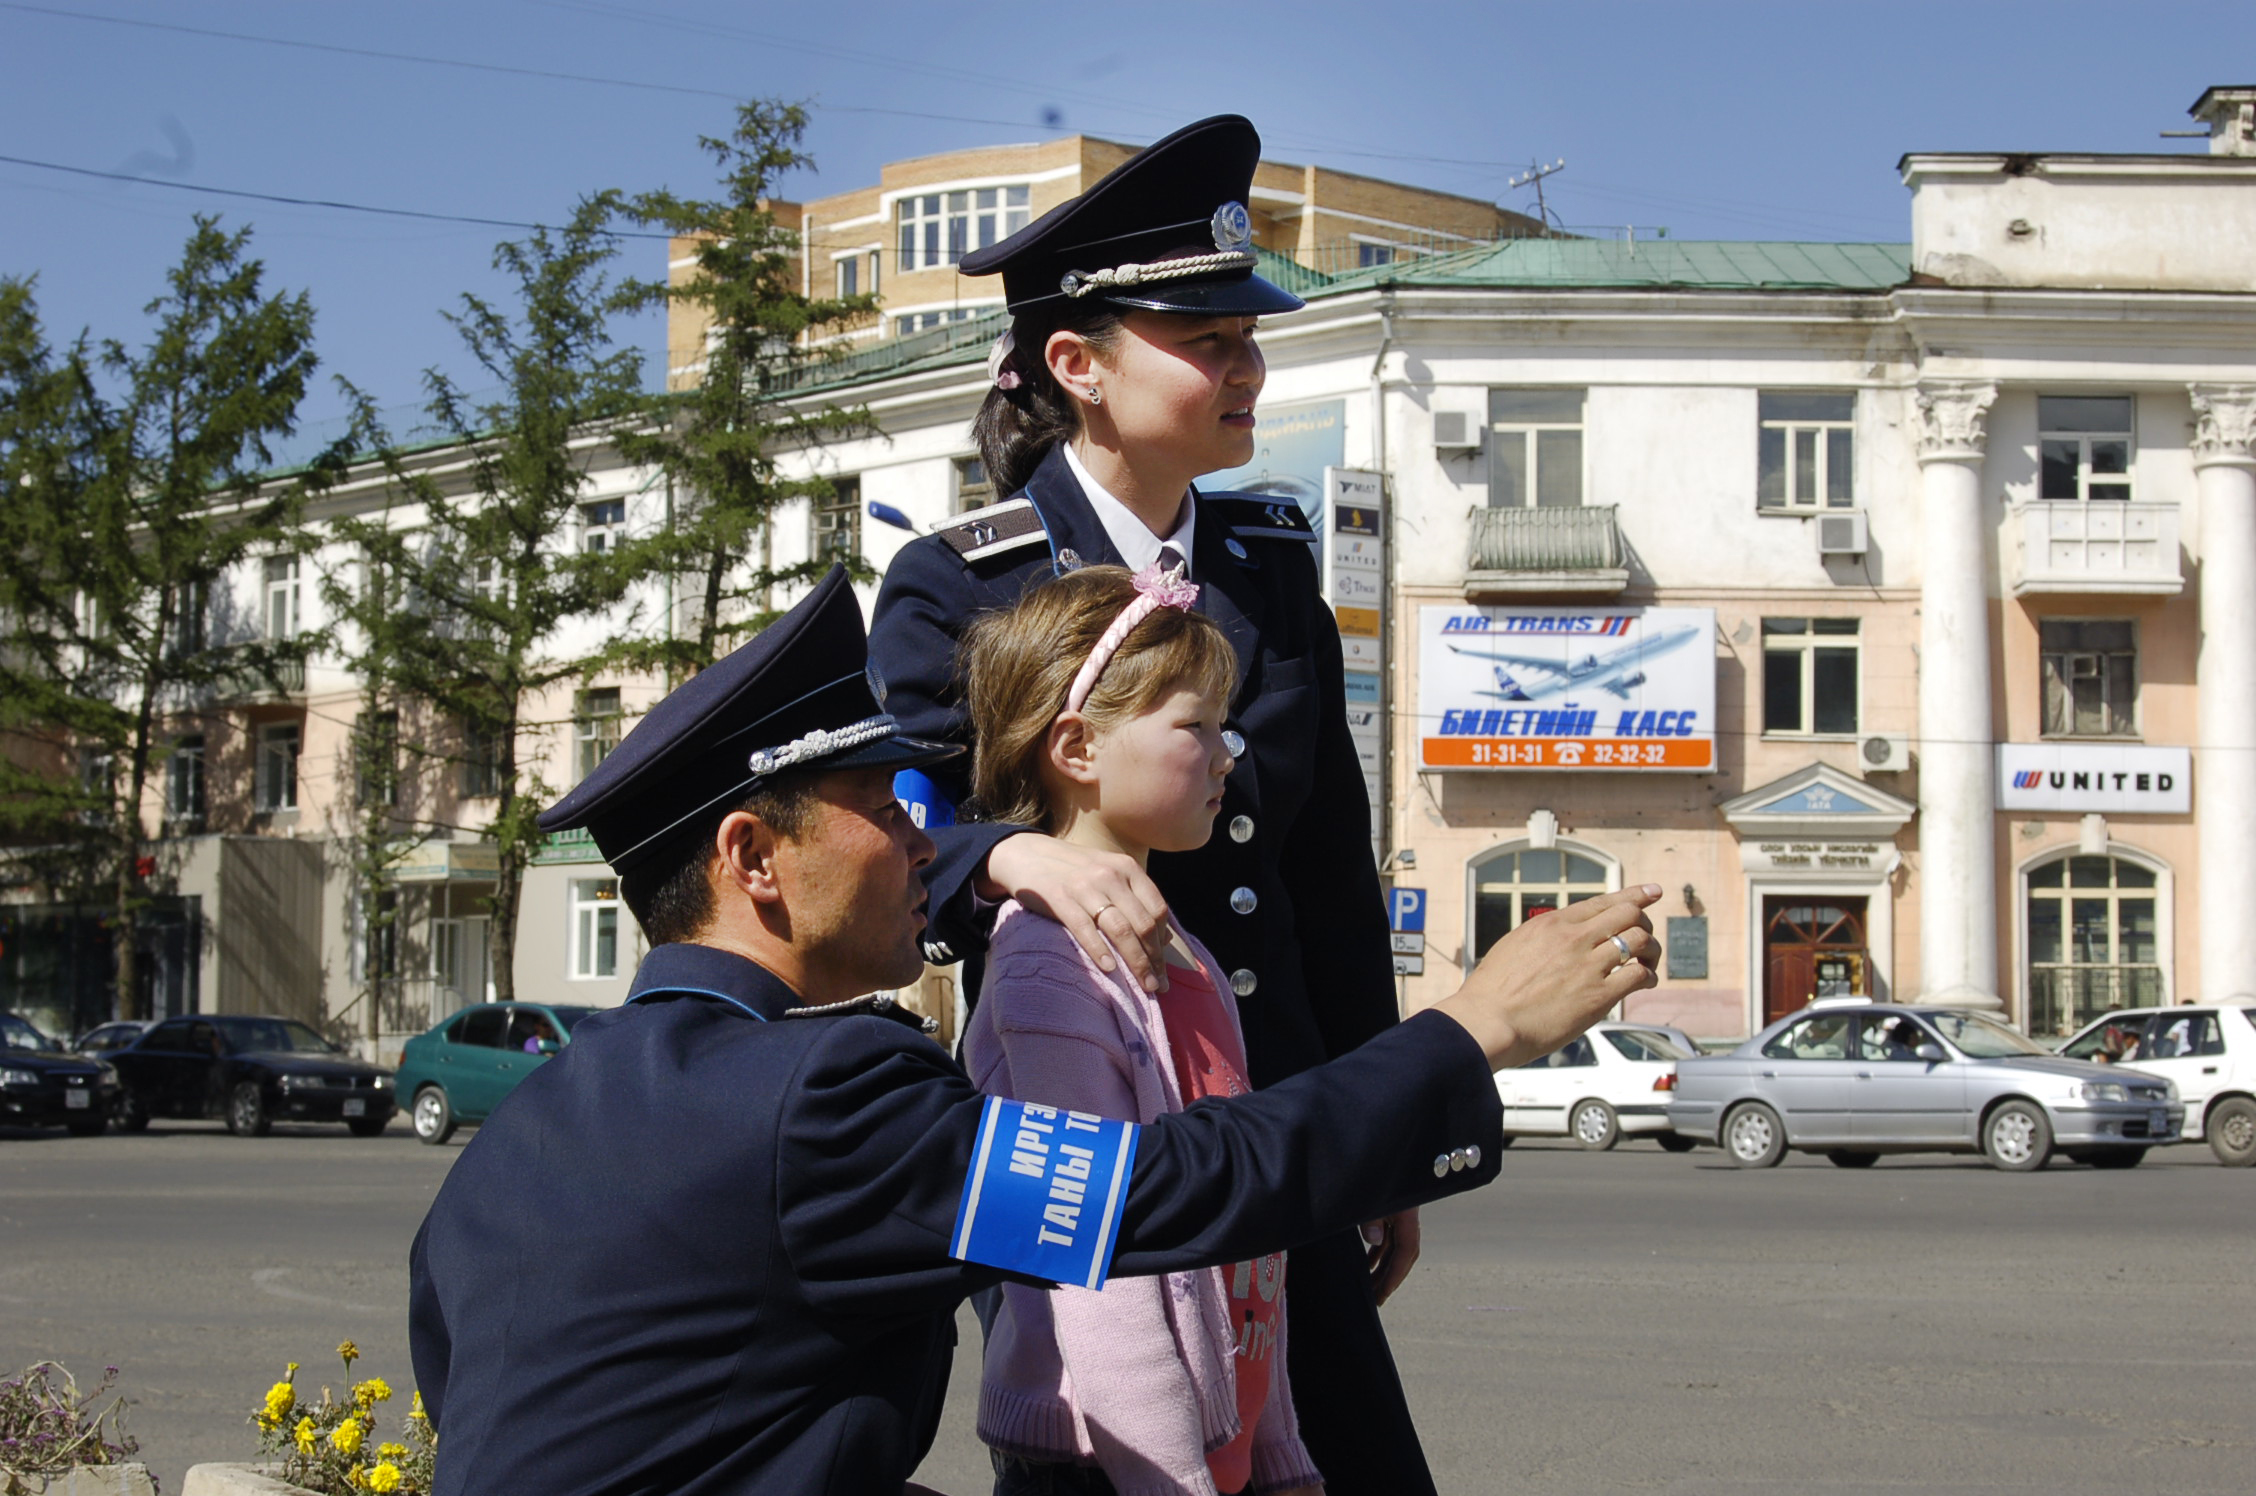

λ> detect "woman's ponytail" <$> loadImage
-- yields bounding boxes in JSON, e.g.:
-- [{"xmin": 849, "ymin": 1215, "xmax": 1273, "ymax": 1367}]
[{"xmin": 971, "ymin": 306, "xmax": 1122, "ymax": 497}]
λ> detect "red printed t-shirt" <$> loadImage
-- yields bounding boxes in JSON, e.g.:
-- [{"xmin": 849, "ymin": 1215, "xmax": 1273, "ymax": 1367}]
[{"xmin": 1156, "ymin": 956, "xmax": 1284, "ymax": 1495}]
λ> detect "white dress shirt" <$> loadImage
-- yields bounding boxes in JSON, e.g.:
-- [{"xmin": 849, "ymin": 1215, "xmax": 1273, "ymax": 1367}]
[{"xmin": 1064, "ymin": 444, "xmax": 1196, "ymax": 578}]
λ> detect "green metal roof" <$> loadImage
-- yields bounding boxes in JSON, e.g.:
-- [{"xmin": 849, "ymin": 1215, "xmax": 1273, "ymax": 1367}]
[{"xmin": 1311, "ymin": 239, "xmax": 1911, "ymax": 294}]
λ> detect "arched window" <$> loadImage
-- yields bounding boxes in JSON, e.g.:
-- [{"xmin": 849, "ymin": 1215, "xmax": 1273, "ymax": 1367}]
[
  {"xmin": 2025, "ymin": 853, "xmax": 2164, "ymax": 1039},
  {"xmin": 1469, "ymin": 844, "xmax": 1614, "ymax": 963}
]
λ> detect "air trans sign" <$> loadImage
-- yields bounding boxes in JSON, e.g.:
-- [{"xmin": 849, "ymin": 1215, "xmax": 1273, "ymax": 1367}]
[
  {"xmin": 1417, "ymin": 606, "xmax": 1716, "ymax": 772},
  {"xmin": 1996, "ymin": 744, "xmax": 2190, "ymax": 814}
]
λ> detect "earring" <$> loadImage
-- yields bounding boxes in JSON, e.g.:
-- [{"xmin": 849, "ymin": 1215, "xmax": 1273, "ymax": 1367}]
[{"xmin": 1086, "ymin": 385, "xmax": 1102, "ymax": 406}]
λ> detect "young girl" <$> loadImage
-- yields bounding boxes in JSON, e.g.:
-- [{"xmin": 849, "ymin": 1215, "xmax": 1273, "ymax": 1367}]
[{"xmin": 961, "ymin": 563, "xmax": 1322, "ymax": 1496}]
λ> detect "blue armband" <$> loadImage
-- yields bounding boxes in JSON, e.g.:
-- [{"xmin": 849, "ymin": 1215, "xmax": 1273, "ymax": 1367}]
[{"xmin": 950, "ymin": 1096, "xmax": 1138, "ymax": 1291}]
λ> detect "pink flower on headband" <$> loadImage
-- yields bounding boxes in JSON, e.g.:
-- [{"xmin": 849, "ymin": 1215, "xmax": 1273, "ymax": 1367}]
[
  {"xmin": 986, "ymin": 329, "xmax": 1023, "ymax": 391},
  {"xmin": 1064, "ymin": 562, "xmax": 1201, "ymax": 714}
]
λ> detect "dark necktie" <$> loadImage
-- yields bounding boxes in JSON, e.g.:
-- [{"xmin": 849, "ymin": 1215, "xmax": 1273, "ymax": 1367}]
[{"xmin": 1157, "ymin": 543, "xmax": 1188, "ymax": 580}]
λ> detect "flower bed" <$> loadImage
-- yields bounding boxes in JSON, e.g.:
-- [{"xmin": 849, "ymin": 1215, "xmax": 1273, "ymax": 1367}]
[
  {"xmin": 239, "ymin": 1344, "xmax": 434, "ymax": 1496},
  {"xmin": 0, "ymin": 1362, "xmax": 153, "ymax": 1496}
]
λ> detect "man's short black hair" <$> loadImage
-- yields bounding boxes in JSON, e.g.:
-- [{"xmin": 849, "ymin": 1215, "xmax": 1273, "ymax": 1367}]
[{"xmin": 619, "ymin": 772, "xmax": 821, "ymax": 947}]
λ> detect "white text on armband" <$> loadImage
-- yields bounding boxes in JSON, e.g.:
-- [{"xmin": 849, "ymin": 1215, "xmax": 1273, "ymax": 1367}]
[{"xmin": 952, "ymin": 1098, "xmax": 1139, "ymax": 1290}]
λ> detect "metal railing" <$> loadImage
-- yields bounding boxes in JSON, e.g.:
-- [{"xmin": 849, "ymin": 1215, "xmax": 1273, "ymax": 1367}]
[
  {"xmin": 2027, "ymin": 964, "xmax": 2166, "ymax": 1040},
  {"xmin": 1467, "ymin": 505, "xmax": 1625, "ymax": 573}
]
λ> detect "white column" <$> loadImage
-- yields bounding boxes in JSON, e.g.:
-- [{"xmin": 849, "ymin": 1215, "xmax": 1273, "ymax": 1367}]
[
  {"xmin": 2192, "ymin": 384, "xmax": 2256, "ymax": 1002},
  {"xmin": 1914, "ymin": 380, "xmax": 2002, "ymax": 1007}
]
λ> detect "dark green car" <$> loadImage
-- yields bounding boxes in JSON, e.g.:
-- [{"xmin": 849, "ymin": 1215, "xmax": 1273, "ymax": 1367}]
[{"xmin": 394, "ymin": 1002, "xmax": 602, "ymax": 1144}]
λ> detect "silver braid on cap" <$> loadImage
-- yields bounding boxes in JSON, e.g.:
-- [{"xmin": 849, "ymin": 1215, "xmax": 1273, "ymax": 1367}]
[
  {"xmin": 1059, "ymin": 249, "xmax": 1259, "ymax": 299},
  {"xmin": 746, "ymin": 714, "xmax": 897, "ymax": 778}
]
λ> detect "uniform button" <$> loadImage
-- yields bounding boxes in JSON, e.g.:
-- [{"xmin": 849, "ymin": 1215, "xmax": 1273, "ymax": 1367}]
[
  {"xmin": 1229, "ymin": 815, "xmax": 1255, "ymax": 843},
  {"xmin": 1222, "ymin": 729, "xmax": 1246, "ymax": 758},
  {"xmin": 1448, "ymin": 1148, "xmax": 1467, "ymax": 1173},
  {"xmin": 1465, "ymin": 1144, "xmax": 1483, "ymax": 1169},
  {"xmin": 1432, "ymin": 1154, "xmax": 1451, "ymax": 1179},
  {"xmin": 1229, "ymin": 969, "xmax": 1258, "ymax": 997},
  {"xmin": 1230, "ymin": 886, "xmax": 1258, "ymax": 915},
  {"xmin": 1226, "ymin": 538, "xmax": 1249, "ymax": 560}
]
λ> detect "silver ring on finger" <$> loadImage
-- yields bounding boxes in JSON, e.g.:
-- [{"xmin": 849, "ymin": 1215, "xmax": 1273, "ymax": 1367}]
[{"xmin": 1608, "ymin": 932, "xmax": 1635, "ymax": 967}]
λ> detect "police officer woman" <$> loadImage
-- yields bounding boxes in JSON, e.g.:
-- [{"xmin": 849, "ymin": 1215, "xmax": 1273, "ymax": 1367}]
[{"xmin": 872, "ymin": 115, "xmax": 1442, "ymax": 1495}]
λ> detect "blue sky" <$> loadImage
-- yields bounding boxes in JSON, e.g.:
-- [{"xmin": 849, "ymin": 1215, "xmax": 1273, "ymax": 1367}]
[{"xmin": 3, "ymin": 0, "xmax": 2249, "ymax": 426}]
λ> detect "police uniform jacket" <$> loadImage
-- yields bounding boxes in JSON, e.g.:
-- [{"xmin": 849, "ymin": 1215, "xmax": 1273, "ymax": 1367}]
[
  {"xmin": 408, "ymin": 941, "xmax": 1502, "ymax": 1496},
  {"xmin": 872, "ymin": 443, "xmax": 1396, "ymax": 1088}
]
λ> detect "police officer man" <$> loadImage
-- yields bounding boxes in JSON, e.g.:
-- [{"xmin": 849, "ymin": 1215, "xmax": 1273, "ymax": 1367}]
[{"xmin": 409, "ymin": 567, "xmax": 1661, "ymax": 1494}]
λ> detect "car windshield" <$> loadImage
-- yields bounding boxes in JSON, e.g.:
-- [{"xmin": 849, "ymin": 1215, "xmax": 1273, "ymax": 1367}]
[
  {"xmin": 223, "ymin": 1019, "xmax": 340, "ymax": 1055},
  {"xmin": 1, "ymin": 1015, "xmax": 58, "ymax": 1052},
  {"xmin": 1923, "ymin": 1011, "xmax": 2051, "ymax": 1059},
  {"xmin": 1604, "ymin": 1028, "xmax": 1688, "ymax": 1062},
  {"xmin": 546, "ymin": 1006, "xmax": 601, "ymax": 1034}
]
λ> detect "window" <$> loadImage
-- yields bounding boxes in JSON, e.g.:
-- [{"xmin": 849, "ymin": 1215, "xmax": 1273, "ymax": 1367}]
[
  {"xmin": 581, "ymin": 498, "xmax": 626, "ymax": 554},
  {"xmin": 166, "ymin": 579, "xmax": 207, "ymax": 659},
  {"xmin": 571, "ymin": 877, "xmax": 619, "ymax": 979},
  {"xmin": 1358, "ymin": 243, "xmax": 1394, "ymax": 267},
  {"xmin": 1470, "ymin": 846, "xmax": 1610, "ymax": 962},
  {"xmin": 1760, "ymin": 1011, "xmax": 1853, "ymax": 1061},
  {"xmin": 357, "ymin": 710, "xmax": 400, "ymax": 808},
  {"xmin": 256, "ymin": 722, "xmax": 300, "ymax": 812},
  {"xmin": 452, "ymin": 1006, "xmax": 506, "ymax": 1048},
  {"xmin": 893, "ymin": 308, "xmax": 975, "ymax": 337},
  {"xmin": 814, "ymin": 477, "xmax": 861, "ymax": 565},
  {"xmin": 2040, "ymin": 620, "xmax": 2137, "ymax": 737},
  {"xmin": 1855, "ymin": 1011, "xmax": 1936, "ymax": 1061},
  {"xmin": 836, "ymin": 255, "xmax": 859, "ymax": 298},
  {"xmin": 575, "ymin": 689, "xmax": 622, "ymax": 784},
  {"xmin": 2039, "ymin": 396, "xmax": 2133, "ymax": 502},
  {"xmin": 896, "ymin": 185, "xmax": 1030, "ymax": 272},
  {"xmin": 363, "ymin": 888, "xmax": 399, "ymax": 981},
  {"xmin": 1761, "ymin": 618, "xmax": 1860, "ymax": 736},
  {"xmin": 2026, "ymin": 854, "xmax": 2164, "ymax": 1039},
  {"xmin": 1487, "ymin": 389, "xmax": 1584, "ymax": 508},
  {"xmin": 1525, "ymin": 1035, "xmax": 1597, "ymax": 1068},
  {"xmin": 954, "ymin": 456, "xmax": 994, "ymax": 512},
  {"xmin": 460, "ymin": 718, "xmax": 504, "ymax": 798},
  {"xmin": 167, "ymin": 735, "xmax": 205, "ymax": 822},
  {"xmin": 1605, "ymin": 1028, "xmax": 1689, "ymax": 1062},
  {"xmin": 1758, "ymin": 393, "xmax": 1855, "ymax": 511},
  {"xmin": 263, "ymin": 556, "xmax": 300, "ymax": 640},
  {"xmin": 2148, "ymin": 1011, "xmax": 2224, "ymax": 1060}
]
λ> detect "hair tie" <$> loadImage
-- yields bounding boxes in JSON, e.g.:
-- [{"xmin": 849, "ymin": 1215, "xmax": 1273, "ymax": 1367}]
[
  {"xmin": 986, "ymin": 328, "xmax": 1023, "ymax": 391},
  {"xmin": 1064, "ymin": 562, "xmax": 1199, "ymax": 714}
]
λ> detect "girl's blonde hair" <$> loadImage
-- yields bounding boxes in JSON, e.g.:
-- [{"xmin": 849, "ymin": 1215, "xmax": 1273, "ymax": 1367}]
[{"xmin": 961, "ymin": 565, "xmax": 1236, "ymax": 829}]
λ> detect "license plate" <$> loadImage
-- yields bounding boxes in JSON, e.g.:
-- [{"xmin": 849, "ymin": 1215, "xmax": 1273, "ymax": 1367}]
[
  {"xmin": 2150, "ymin": 1107, "xmax": 2167, "ymax": 1134},
  {"xmin": 64, "ymin": 1089, "xmax": 90, "ymax": 1110},
  {"xmin": 343, "ymin": 1099, "xmax": 366, "ymax": 1117}
]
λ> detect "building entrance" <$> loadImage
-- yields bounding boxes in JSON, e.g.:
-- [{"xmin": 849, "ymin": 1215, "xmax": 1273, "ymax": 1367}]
[{"xmin": 1762, "ymin": 897, "xmax": 1870, "ymax": 1024}]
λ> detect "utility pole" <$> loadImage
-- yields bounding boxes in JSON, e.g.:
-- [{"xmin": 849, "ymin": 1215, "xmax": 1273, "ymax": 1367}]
[{"xmin": 1508, "ymin": 157, "xmax": 1566, "ymax": 231}]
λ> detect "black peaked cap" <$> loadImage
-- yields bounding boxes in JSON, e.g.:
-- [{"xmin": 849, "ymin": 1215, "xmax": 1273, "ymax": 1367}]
[
  {"xmin": 536, "ymin": 566, "xmax": 958, "ymax": 873},
  {"xmin": 961, "ymin": 114, "xmax": 1305, "ymax": 318}
]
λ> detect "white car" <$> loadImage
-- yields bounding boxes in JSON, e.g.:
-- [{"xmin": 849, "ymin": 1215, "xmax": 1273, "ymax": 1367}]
[
  {"xmin": 2059, "ymin": 1005, "xmax": 2256, "ymax": 1167},
  {"xmin": 1496, "ymin": 1022, "xmax": 1694, "ymax": 1151}
]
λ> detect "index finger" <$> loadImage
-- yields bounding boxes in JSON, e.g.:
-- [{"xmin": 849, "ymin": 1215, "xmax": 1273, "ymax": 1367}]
[{"xmin": 1560, "ymin": 885, "xmax": 1663, "ymax": 933}]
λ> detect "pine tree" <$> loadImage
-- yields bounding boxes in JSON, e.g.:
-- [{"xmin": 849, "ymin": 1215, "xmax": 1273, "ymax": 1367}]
[
  {"xmin": 614, "ymin": 99, "xmax": 879, "ymax": 674},
  {"xmin": 0, "ymin": 222, "xmax": 336, "ymax": 1021}
]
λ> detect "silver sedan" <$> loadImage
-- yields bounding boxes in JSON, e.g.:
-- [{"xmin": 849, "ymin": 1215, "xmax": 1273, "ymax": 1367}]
[{"xmin": 1666, "ymin": 1003, "xmax": 2183, "ymax": 1171}]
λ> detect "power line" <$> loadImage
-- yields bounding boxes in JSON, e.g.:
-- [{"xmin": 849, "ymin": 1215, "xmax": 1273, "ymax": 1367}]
[{"xmin": 0, "ymin": 153, "xmax": 677, "ymax": 240}]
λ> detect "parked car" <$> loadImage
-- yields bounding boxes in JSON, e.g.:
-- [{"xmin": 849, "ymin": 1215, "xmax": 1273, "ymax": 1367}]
[
  {"xmin": 1, "ymin": 1011, "xmax": 121, "ymax": 1135},
  {"xmin": 1668, "ymin": 1004, "xmax": 2182, "ymax": 1171},
  {"xmin": 394, "ymin": 1002, "xmax": 601, "ymax": 1145},
  {"xmin": 2058, "ymin": 1005, "xmax": 2256, "ymax": 1167},
  {"xmin": 109, "ymin": 1014, "xmax": 396, "ymax": 1137},
  {"xmin": 71, "ymin": 1020, "xmax": 153, "ymax": 1056},
  {"xmin": 1497, "ymin": 1022, "xmax": 1696, "ymax": 1150}
]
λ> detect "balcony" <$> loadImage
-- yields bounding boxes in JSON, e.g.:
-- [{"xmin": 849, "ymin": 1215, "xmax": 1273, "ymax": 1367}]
[
  {"xmin": 208, "ymin": 646, "xmax": 307, "ymax": 702},
  {"xmin": 2011, "ymin": 500, "xmax": 2183, "ymax": 597},
  {"xmin": 1464, "ymin": 505, "xmax": 1629, "ymax": 600}
]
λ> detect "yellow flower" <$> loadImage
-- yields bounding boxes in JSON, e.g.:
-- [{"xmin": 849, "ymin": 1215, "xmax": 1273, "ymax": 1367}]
[
  {"xmin": 287, "ymin": 1362, "xmax": 301, "ymax": 1376},
  {"xmin": 345, "ymin": 1467, "xmax": 366, "ymax": 1491},
  {"xmin": 331, "ymin": 1416, "xmax": 364, "ymax": 1456},
  {"xmin": 366, "ymin": 1462, "xmax": 402, "ymax": 1494},
  {"xmin": 294, "ymin": 1416, "xmax": 318, "ymax": 1456},
  {"xmin": 352, "ymin": 1376, "xmax": 393, "ymax": 1408},
  {"xmin": 337, "ymin": 1339, "xmax": 361, "ymax": 1368},
  {"xmin": 263, "ymin": 1380, "xmax": 297, "ymax": 1424},
  {"xmin": 375, "ymin": 1443, "xmax": 408, "ymax": 1463},
  {"xmin": 409, "ymin": 1391, "xmax": 429, "ymax": 1425}
]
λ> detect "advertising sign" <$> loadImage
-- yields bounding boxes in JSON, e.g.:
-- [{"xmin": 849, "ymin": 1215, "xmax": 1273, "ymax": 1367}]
[
  {"xmin": 1201, "ymin": 399, "xmax": 1346, "ymax": 531},
  {"xmin": 1417, "ymin": 606, "xmax": 1717, "ymax": 772},
  {"xmin": 1996, "ymin": 744, "xmax": 2191, "ymax": 814}
]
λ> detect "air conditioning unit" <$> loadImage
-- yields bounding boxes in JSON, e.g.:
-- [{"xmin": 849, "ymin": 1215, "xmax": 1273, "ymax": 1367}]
[
  {"xmin": 1816, "ymin": 510, "xmax": 1869, "ymax": 557},
  {"xmin": 1860, "ymin": 732, "xmax": 1912, "ymax": 773},
  {"xmin": 1432, "ymin": 410, "xmax": 1482, "ymax": 451}
]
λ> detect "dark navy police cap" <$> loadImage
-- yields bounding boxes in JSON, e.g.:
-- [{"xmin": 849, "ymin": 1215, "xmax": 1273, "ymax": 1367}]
[
  {"xmin": 960, "ymin": 115, "xmax": 1305, "ymax": 319},
  {"xmin": 536, "ymin": 566, "xmax": 960, "ymax": 873}
]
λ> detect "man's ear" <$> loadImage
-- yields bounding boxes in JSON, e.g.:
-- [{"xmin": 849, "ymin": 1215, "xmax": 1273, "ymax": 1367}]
[
  {"xmin": 1045, "ymin": 711, "xmax": 1101, "ymax": 786},
  {"xmin": 714, "ymin": 809, "xmax": 784, "ymax": 907}
]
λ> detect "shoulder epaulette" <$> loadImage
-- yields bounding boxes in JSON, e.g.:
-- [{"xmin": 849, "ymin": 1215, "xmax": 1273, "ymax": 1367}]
[
  {"xmin": 934, "ymin": 498, "xmax": 1050, "ymax": 565},
  {"xmin": 782, "ymin": 991, "xmax": 939, "ymax": 1035},
  {"xmin": 1202, "ymin": 492, "xmax": 1319, "ymax": 544}
]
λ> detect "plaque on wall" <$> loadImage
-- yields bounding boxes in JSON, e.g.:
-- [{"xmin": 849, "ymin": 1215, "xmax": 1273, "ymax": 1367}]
[{"xmin": 1666, "ymin": 916, "xmax": 1709, "ymax": 980}]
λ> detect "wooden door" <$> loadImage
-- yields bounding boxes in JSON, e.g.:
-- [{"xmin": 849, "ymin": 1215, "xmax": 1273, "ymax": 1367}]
[{"xmin": 1762, "ymin": 897, "xmax": 1870, "ymax": 1025}]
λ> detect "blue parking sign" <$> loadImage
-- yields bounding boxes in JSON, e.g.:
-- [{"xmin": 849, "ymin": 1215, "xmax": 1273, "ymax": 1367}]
[{"xmin": 1389, "ymin": 887, "xmax": 1426, "ymax": 933}]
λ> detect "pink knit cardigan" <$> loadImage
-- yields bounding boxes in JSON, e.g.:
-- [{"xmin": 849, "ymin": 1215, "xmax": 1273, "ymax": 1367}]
[{"xmin": 962, "ymin": 901, "xmax": 1322, "ymax": 1496}]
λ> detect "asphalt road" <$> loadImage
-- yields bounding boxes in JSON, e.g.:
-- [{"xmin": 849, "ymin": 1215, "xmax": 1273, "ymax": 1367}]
[{"xmin": 3, "ymin": 1122, "xmax": 2251, "ymax": 1495}]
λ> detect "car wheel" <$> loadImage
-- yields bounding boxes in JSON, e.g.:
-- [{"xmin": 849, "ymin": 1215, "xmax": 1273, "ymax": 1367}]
[
  {"xmin": 346, "ymin": 1116, "xmax": 389, "ymax": 1138},
  {"xmin": 1722, "ymin": 1102, "xmax": 1787, "ymax": 1168},
  {"xmin": 117, "ymin": 1090, "xmax": 150, "ymax": 1133},
  {"xmin": 1656, "ymin": 1133, "xmax": 1697, "ymax": 1153},
  {"xmin": 1983, "ymin": 1100, "xmax": 2052, "ymax": 1172},
  {"xmin": 2207, "ymin": 1096, "xmax": 2256, "ymax": 1168},
  {"xmin": 2085, "ymin": 1147, "xmax": 2146, "ymax": 1169},
  {"xmin": 1826, "ymin": 1150, "xmax": 1879, "ymax": 1169},
  {"xmin": 412, "ymin": 1086, "xmax": 456, "ymax": 1146},
  {"xmin": 1569, "ymin": 1099, "xmax": 1620, "ymax": 1151},
  {"xmin": 226, "ymin": 1081, "xmax": 271, "ymax": 1138}
]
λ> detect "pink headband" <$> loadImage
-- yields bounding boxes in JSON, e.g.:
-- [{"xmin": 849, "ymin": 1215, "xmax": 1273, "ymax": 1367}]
[{"xmin": 1064, "ymin": 562, "xmax": 1200, "ymax": 714}]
